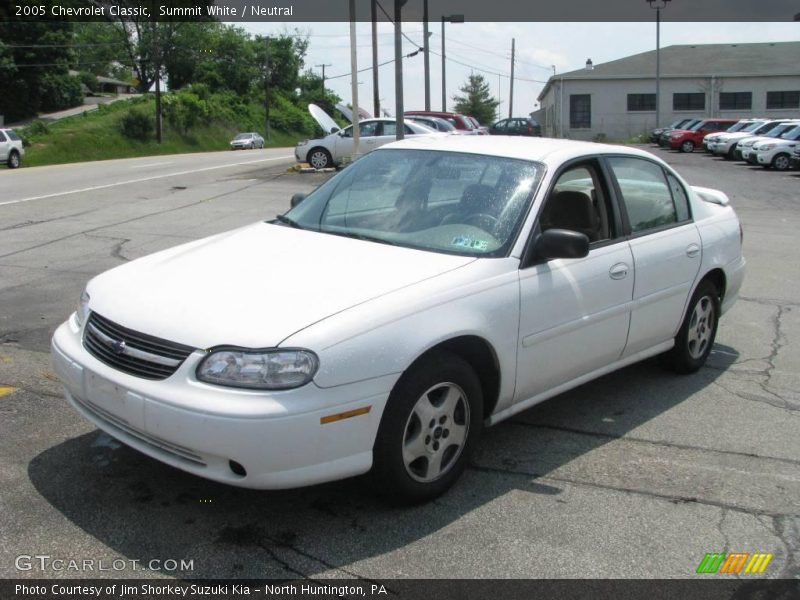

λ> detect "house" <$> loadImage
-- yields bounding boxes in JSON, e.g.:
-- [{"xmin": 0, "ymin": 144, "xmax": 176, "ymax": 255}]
[{"xmin": 537, "ymin": 42, "xmax": 800, "ymax": 140}]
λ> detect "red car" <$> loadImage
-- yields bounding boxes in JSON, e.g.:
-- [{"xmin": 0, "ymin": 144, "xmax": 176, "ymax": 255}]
[
  {"xmin": 405, "ymin": 111, "xmax": 480, "ymax": 134},
  {"xmin": 669, "ymin": 118, "xmax": 740, "ymax": 153}
]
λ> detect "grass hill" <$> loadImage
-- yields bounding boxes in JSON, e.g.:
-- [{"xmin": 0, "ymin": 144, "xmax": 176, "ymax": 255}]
[{"xmin": 18, "ymin": 90, "xmax": 317, "ymax": 168}]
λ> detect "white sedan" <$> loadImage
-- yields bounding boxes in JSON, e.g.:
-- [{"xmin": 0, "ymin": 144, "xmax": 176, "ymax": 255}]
[
  {"xmin": 295, "ymin": 118, "xmax": 437, "ymax": 169},
  {"xmin": 51, "ymin": 137, "xmax": 745, "ymax": 503}
]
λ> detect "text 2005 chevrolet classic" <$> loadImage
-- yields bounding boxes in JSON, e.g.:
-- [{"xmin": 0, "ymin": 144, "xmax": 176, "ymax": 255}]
[{"xmin": 52, "ymin": 136, "xmax": 745, "ymax": 502}]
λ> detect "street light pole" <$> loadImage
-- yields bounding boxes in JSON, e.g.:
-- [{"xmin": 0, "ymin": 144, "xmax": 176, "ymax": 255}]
[
  {"xmin": 423, "ymin": 0, "xmax": 430, "ymax": 110},
  {"xmin": 440, "ymin": 14, "xmax": 464, "ymax": 112},
  {"xmin": 647, "ymin": 0, "xmax": 671, "ymax": 130}
]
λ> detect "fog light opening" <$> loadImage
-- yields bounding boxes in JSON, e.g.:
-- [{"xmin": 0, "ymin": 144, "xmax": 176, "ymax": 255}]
[{"xmin": 228, "ymin": 460, "xmax": 247, "ymax": 477}]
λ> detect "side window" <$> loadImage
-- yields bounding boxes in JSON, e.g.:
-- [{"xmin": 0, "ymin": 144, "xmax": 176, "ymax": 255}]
[
  {"xmin": 341, "ymin": 126, "xmax": 353, "ymax": 138},
  {"xmin": 360, "ymin": 121, "xmax": 378, "ymax": 137},
  {"xmin": 381, "ymin": 122, "xmax": 396, "ymax": 137},
  {"xmin": 539, "ymin": 162, "xmax": 616, "ymax": 244},
  {"xmin": 493, "ymin": 120, "xmax": 507, "ymax": 132},
  {"xmin": 0, "ymin": 131, "xmax": 7, "ymax": 142},
  {"xmin": 666, "ymin": 172, "xmax": 691, "ymax": 222},
  {"xmin": 607, "ymin": 157, "xmax": 677, "ymax": 233}
]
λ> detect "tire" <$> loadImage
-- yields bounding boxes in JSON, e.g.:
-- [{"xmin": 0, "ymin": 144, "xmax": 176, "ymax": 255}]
[
  {"xmin": 772, "ymin": 153, "xmax": 791, "ymax": 171},
  {"xmin": 7, "ymin": 150, "xmax": 20, "ymax": 169},
  {"xmin": 680, "ymin": 140, "xmax": 695, "ymax": 153},
  {"xmin": 667, "ymin": 280, "xmax": 720, "ymax": 374},
  {"xmin": 372, "ymin": 351, "xmax": 483, "ymax": 504},
  {"xmin": 725, "ymin": 146, "xmax": 736, "ymax": 160},
  {"xmin": 307, "ymin": 147, "xmax": 332, "ymax": 169}
]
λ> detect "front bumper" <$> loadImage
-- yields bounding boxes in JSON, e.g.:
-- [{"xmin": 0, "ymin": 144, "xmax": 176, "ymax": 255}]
[
  {"xmin": 51, "ymin": 318, "xmax": 393, "ymax": 489},
  {"xmin": 756, "ymin": 152, "xmax": 773, "ymax": 166}
]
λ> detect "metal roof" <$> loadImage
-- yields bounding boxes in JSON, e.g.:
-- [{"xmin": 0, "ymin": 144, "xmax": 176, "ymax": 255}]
[{"xmin": 538, "ymin": 42, "xmax": 800, "ymax": 101}]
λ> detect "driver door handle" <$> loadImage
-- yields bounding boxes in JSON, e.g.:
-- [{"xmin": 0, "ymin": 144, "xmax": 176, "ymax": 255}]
[{"xmin": 609, "ymin": 263, "xmax": 629, "ymax": 280}]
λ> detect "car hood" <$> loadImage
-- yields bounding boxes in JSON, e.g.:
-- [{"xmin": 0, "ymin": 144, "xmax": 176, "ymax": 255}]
[{"xmin": 87, "ymin": 223, "xmax": 475, "ymax": 350}]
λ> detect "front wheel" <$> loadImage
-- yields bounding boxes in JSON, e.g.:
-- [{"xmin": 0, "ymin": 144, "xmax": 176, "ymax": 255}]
[
  {"xmin": 680, "ymin": 140, "xmax": 695, "ymax": 153},
  {"xmin": 307, "ymin": 147, "xmax": 332, "ymax": 169},
  {"xmin": 772, "ymin": 153, "xmax": 790, "ymax": 171},
  {"xmin": 372, "ymin": 351, "xmax": 483, "ymax": 504},
  {"xmin": 667, "ymin": 280, "xmax": 720, "ymax": 373},
  {"xmin": 8, "ymin": 150, "xmax": 20, "ymax": 168}
]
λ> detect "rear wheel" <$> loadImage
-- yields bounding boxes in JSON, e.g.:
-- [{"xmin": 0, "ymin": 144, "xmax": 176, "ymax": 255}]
[
  {"xmin": 372, "ymin": 351, "xmax": 483, "ymax": 504},
  {"xmin": 667, "ymin": 280, "xmax": 720, "ymax": 373},
  {"xmin": 680, "ymin": 140, "xmax": 695, "ymax": 153},
  {"xmin": 772, "ymin": 153, "xmax": 791, "ymax": 171},
  {"xmin": 8, "ymin": 150, "xmax": 20, "ymax": 168},
  {"xmin": 307, "ymin": 147, "xmax": 332, "ymax": 169}
]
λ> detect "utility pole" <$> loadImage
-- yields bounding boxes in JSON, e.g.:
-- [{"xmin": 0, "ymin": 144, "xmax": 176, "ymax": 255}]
[
  {"xmin": 647, "ymin": 0, "xmax": 672, "ymax": 130},
  {"xmin": 440, "ymin": 15, "xmax": 464, "ymax": 112},
  {"xmin": 349, "ymin": 0, "xmax": 360, "ymax": 155},
  {"xmin": 371, "ymin": 0, "xmax": 379, "ymax": 117},
  {"xmin": 508, "ymin": 38, "xmax": 515, "ymax": 118},
  {"xmin": 423, "ymin": 0, "xmax": 430, "ymax": 110},
  {"xmin": 394, "ymin": 0, "xmax": 406, "ymax": 139},
  {"xmin": 152, "ymin": 22, "xmax": 162, "ymax": 144},
  {"xmin": 315, "ymin": 63, "xmax": 331, "ymax": 93},
  {"xmin": 264, "ymin": 36, "xmax": 271, "ymax": 143}
]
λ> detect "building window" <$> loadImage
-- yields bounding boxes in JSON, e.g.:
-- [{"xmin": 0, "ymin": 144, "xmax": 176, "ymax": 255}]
[
  {"xmin": 570, "ymin": 94, "xmax": 591, "ymax": 129},
  {"xmin": 719, "ymin": 92, "xmax": 752, "ymax": 111},
  {"xmin": 673, "ymin": 93, "xmax": 705, "ymax": 111},
  {"xmin": 766, "ymin": 91, "xmax": 800, "ymax": 109},
  {"xmin": 627, "ymin": 93, "xmax": 656, "ymax": 112}
]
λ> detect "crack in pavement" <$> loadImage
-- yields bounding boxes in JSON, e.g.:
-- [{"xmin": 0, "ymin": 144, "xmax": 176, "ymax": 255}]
[
  {"xmin": 771, "ymin": 515, "xmax": 800, "ymax": 579},
  {"xmin": 84, "ymin": 233, "xmax": 132, "ymax": 262},
  {"xmin": 468, "ymin": 464, "xmax": 798, "ymax": 519},
  {"xmin": 0, "ymin": 171, "xmax": 289, "ymax": 261},
  {"xmin": 506, "ymin": 421, "xmax": 800, "ymax": 466}
]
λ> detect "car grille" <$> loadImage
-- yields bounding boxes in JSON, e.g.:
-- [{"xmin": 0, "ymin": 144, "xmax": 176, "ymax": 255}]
[{"xmin": 83, "ymin": 312, "xmax": 195, "ymax": 380}]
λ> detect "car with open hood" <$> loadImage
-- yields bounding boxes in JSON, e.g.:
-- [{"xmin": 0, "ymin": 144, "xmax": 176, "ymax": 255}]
[{"xmin": 52, "ymin": 136, "xmax": 745, "ymax": 503}]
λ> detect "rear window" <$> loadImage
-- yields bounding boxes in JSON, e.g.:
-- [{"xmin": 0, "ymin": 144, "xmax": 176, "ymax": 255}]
[{"xmin": 6, "ymin": 130, "xmax": 20, "ymax": 141}]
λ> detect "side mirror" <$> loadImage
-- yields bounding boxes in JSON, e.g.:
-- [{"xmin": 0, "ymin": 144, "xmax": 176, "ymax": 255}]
[
  {"xmin": 531, "ymin": 229, "xmax": 589, "ymax": 262},
  {"xmin": 290, "ymin": 193, "xmax": 307, "ymax": 208}
]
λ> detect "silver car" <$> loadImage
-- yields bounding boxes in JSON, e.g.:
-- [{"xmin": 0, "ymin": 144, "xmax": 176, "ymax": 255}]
[{"xmin": 230, "ymin": 132, "xmax": 265, "ymax": 150}]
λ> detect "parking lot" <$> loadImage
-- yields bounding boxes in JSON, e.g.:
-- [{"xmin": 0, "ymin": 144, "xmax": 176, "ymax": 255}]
[{"xmin": 0, "ymin": 146, "xmax": 798, "ymax": 580}]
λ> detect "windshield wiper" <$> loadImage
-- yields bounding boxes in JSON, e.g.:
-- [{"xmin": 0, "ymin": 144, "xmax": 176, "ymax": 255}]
[
  {"xmin": 320, "ymin": 229, "xmax": 401, "ymax": 247},
  {"xmin": 273, "ymin": 214, "xmax": 304, "ymax": 229}
]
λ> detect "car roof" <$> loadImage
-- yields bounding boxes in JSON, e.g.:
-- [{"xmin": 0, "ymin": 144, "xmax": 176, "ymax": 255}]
[{"xmin": 378, "ymin": 135, "xmax": 658, "ymax": 165}]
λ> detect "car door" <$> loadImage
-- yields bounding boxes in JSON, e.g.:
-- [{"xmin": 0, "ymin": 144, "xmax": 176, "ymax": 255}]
[
  {"xmin": 515, "ymin": 159, "xmax": 634, "ymax": 402},
  {"xmin": 490, "ymin": 120, "xmax": 508, "ymax": 135},
  {"xmin": 604, "ymin": 156, "xmax": 701, "ymax": 357}
]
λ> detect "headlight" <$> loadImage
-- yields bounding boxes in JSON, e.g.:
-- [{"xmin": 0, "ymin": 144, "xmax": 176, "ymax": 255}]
[
  {"xmin": 197, "ymin": 348, "xmax": 319, "ymax": 390},
  {"xmin": 671, "ymin": 132, "xmax": 682, "ymax": 138},
  {"xmin": 296, "ymin": 139, "xmax": 309, "ymax": 147},
  {"xmin": 75, "ymin": 290, "xmax": 90, "ymax": 327},
  {"xmin": 759, "ymin": 144, "xmax": 775, "ymax": 151}
]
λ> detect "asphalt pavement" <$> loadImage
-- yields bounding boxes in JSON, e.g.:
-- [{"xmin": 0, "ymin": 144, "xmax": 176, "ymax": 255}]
[{"xmin": 0, "ymin": 145, "xmax": 797, "ymax": 580}]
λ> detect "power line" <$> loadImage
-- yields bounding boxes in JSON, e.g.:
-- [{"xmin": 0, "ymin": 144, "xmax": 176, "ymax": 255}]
[
  {"xmin": 3, "ymin": 41, "xmax": 126, "ymax": 49},
  {"xmin": 429, "ymin": 49, "xmax": 548, "ymax": 84},
  {"xmin": 325, "ymin": 48, "xmax": 422, "ymax": 81},
  {"xmin": 431, "ymin": 32, "xmax": 553, "ymax": 72},
  {"xmin": 374, "ymin": 1, "xmax": 423, "ymax": 50}
]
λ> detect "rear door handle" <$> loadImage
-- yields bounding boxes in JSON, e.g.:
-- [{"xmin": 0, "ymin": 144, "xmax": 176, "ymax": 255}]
[
  {"xmin": 686, "ymin": 244, "xmax": 701, "ymax": 258},
  {"xmin": 609, "ymin": 263, "xmax": 629, "ymax": 280}
]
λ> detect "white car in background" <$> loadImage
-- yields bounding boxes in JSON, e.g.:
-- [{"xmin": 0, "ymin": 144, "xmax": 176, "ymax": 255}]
[
  {"xmin": 754, "ymin": 125, "xmax": 800, "ymax": 170},
  {"xmin": 0, "ymin": 128, "xmax": 24, "ymax": 168},
  {"xmin": 704, "ymin": 119, "xmax": 766, "ymax": 156},
  {"xmin": 295, "ymin": 104, "xmax": 438, "ymax": 169},
  {"xmin": 52, "ymin": 137, "xmax": 745, "ymax": 502}
]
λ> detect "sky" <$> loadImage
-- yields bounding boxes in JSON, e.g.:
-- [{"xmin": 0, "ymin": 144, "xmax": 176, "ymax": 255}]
[{"xmin": 242, "ymin": 21, "xmax": 799, "ymax": 123}]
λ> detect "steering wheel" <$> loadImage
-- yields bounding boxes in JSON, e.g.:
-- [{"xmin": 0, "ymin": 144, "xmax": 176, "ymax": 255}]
[{"xmin": 463, "ymin": 213, "xmax": 499, "ymax": 232}]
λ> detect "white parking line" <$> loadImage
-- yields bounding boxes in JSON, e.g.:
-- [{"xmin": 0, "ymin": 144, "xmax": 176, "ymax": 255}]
[{"xmin": 0, "ymin": 155, "xmax": 293, "ymax": 207}]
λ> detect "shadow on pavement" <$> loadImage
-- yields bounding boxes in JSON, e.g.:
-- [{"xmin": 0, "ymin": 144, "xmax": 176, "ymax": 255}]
[{"xmin": 28, "ymin": 347, "xmax": 737, "ymax": 578}]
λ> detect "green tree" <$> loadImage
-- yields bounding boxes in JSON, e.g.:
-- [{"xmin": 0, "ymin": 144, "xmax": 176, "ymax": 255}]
[{"xmin": 452, "ymin": 73, "xmax": 499, "ymax": 126}]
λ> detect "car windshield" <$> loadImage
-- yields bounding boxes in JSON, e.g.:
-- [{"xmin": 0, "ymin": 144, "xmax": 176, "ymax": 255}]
[
  {"xmin": 766, "ymin": 124, "xmax": 795, "ymax": 138},
  {"xmin": 726, "ymin": 122, "xmax": 750, "ymax": 133},
  {"xmin": 234, "ymin": 134, "xmax": 252, "ymax": 140},
  {"xmin": 742, "ymin": 121, "xmax": 766, "ymax": 133},
  {"xmin": 460, "ymin": 117, "xmax": 476, "ymax": 130},
  {"xmin": 689, "ymin": 121, "xmax": 707, "ymax": 132},
  {"xmin": 278, "ymin": 148, "xmax": 544, "ymax": 257},
  {"xmin": 780, "ymin": 126, "xmax": 800, "ymax": 140}
]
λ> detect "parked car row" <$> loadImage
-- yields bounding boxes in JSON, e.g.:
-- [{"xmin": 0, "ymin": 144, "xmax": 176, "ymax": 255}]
[{"xmin": 651, "ymin": 117, "xmax": 800, "ymax": 171}]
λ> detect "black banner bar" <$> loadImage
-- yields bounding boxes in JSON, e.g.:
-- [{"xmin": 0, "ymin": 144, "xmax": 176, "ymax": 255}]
[{"xmin": 2, "ymin": 0, "xmax": 800, "ymax": 23}]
